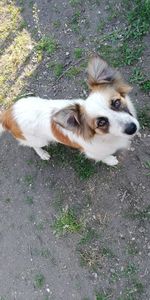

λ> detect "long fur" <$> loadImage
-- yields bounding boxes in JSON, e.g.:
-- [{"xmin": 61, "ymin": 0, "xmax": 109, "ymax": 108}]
[{"xmin": 0, "ymin": 55, "xmax": 140, "ymax": 166}]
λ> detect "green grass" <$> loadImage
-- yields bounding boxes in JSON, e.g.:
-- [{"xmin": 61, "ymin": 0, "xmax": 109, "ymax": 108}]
[
  {"xmin": 97, "ymin": 20, "xmax": 105, "ymax": 32},
  {"xmin": 141, "ymin": 80, "xmax": 150, "ymax": 92},
  {"xmin": 130, "ymin": 68, "xmax": 144, "ymax": 84},
  {"xmin": 111, "ymin": 263, "xmax": 137, "ymax": 283},
  {"xmin": 24, "ymin": 175, "xmax": 34, "ymax": 185},
  {"xmin": 125, "ymin": 0, "xmax": 150, "ymax": 40},
  {"xmin": 79, "ymin": 228, "xmax": 97, "ymax": 245},
  {"xmin": 48, "ymin": 143, "xmax": 96, "ymax": 180},
  {"xmin": 25, "ymin": 196, "xmax": 33, "ymax": 205},
  {"xmin": 117, "ymin": 279, "xmax": 144, "ymax": 300},
  {"xmin": 53, "ymin": 209, "xmax": 82, "ymax": 234},
  {"xmin": 34, "ymin": 273, "xmax": 45, "ymax": 289},
  {"xmin": 5, "ymin": 198, "xmax": 11, "ymax": 203},
  {"xmin": 53, "ymin": 20, "xmax": 61, "ymax": 28},
  {"xmin": 126, "ymin": 241, "xmax": 138, "ymax": 256},
  {"xmin": 66, "ymin": 66, "xmax": 81, "ymax": 78},
  {"xmin": 144, "ymin": 160, "xmax": 150, "ymax": 176},
  {"xmin": 69, "ymin": 0, "xmax": 82, "ymax": 6},
  {"xmin": 101, "ymin": 247, "xmax": 115, "ymax": 258},
  {"xmin": 130, "ymin": 69, "xmax": 150, "ymax": 93},
  {"xmin": 48, "ymin": 61, "xmax": 64, "ymax": 77},
  {"xmin": 95, "ymin": 292, "xmax": 109, "ymax": 300},
  {"xmin": 54, "ymin": 63, "xmax": 63, "ymax": 77},
  {"xmin": 70, "ymin": 10, "xmax": 81, "ymax": 33},
  {"xmin": 36, "ymin": 36, "xmax": 57, "ymax": 55},
  {"xmin": 138, "ymin": 106, "xmax": 150, "ymax": 129},
  {"xmin": 35, "ymin": 222, "xmax": 44, "ymax": 231},
  {"xmin": 74, "ymin": 48, "xmax": 83, "ymax": 59},
  {"xmin": 122, "ymin": 263, "xmax": 137, "ymax": 278}
]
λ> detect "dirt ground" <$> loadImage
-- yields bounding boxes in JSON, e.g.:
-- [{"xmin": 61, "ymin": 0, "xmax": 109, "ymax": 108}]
[{"xmin": 0, "ymin": 0, "xmax": 150, "ymax": 299}]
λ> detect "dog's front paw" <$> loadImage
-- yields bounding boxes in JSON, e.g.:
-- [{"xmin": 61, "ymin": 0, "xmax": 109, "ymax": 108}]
[
  {"xmin": 34, "ymin": 147, "xmax": 51, "ymax": 160},
  {"xmin": 40, "ymin": 150, "xmax": 51, "ymax": 160},
  {"xmin": 102, "ymin": 155, "xmax": 118, "ymax": 166}
]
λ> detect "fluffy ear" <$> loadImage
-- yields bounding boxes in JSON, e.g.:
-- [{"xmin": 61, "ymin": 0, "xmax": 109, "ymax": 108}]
[
  {"xmin": 52, "ymin": 104, "xmax": 94, "ymax": 139},
  {"xmin": 52, "ymin": 104, "xmax": 81, "ymax": 130},
  {"xmin": 87, "ymin": 54, "xmax": 120, "ymax": 88}
]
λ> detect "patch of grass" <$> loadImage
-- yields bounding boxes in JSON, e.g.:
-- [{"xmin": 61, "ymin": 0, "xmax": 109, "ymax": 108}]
[
  {"xmin": 118, "ymin": 43, "xmax": 143, "ymax": 66},
  {"xmin": 69, "ymin": 0, "xmax": 82, "ymax": 6},
  {"xmin": 53, "ymin": 209, "xmax": 82, "ymax": 235},
  {"xmin": 70, "ymin": 10, "xmax": 81, "ymax": 33},
  {"xmin": 141, "ymin": 80, "xmax": 150, "ymax": 92},
  {"xmin": 122, "ymin": 263, "xmax": 137, "ymax": 278},
  {"xmin": 66, "ymin": 66, "xmax": 81, "ymax": 78},
  {"xmin": 36, "ymin": 36, "xmax": 57, "ymax": 55},
  {"xmin": 126, "ymin": 241, "xmax": 138, "ymax": 256},
  {"xmin": 25, "ymin": 196, "xmax": 33, "ymax": 205},
  {"xmin": 111, "ymin": 263, "xmax": 137, "ymax": 284},
  {"xmin": 125, "ymin": 0, "xmax": 150, "ymax": 40},
  {"xmin": 48, "ymin": 144, "xmax": 96, "ymax": 180},
  {"xmin": 5, "ymin": 198, "xmax": 11, "ymax": 203},
  {"xmin": 74, "ymin": 48, "xmax": 83, "ymax": 59},
  {"xmin": 35, "ymin": 222, "xmax": 44, "ymax": 231},
  {"xmin": 101, "ymin": 247, "xmax": 115, "ymax": 258},
  {"xmin": 54, "ymin": 63, "xmax": 63, "ymax": 77},
  {"xmin": 95, "ymin": 292, "xmax": 109, "ymax": 300},
  {"xmin": 19, "ymin": 20, "xmax": 28, "ymax": 30},
  {"xmin": 97, "ymin": 20, "xmax": 105, "ymax": 32},
  {"xmin": 130, "ymin": 68, "xmax": 144, "ymax": 84},
  {"xmin": 79, "ymin": 228, "xmax": 97, "ymax": 245},
  {"xmin": 34, "ymin": 273, "xmax": 45, "ymax": 289},
  {"xmin": 130, "ymin": 69, "xmax": 150, "ymax": 93},
  {"xmin": 79, "ymin": 248, "xmax": 100, "ymax": 270},
  {"xmin": 144, "ymin": 160, "xmax": 150, "ymax": 176},
  {"xmin": 24, "ymin": 175, "xmax": 33, "ymax": 185},
  {"xmin": 117, "ymin": 279, "xmax": 144, "ymax": 300},
  {"xmin": 73, "ymin": 154, "xmax": 96, "ymax": 179},
  {"xmin": 53, "ymin": 20, "xmax": 61, "ymax": 28},
  {"xmin": 138, "ymin": 106, "xmax": 150, "ymax": 129}
]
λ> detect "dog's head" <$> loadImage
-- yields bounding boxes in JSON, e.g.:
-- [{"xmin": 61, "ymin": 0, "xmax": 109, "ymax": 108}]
[{"xmin": 53, "ymin": 55, "xmax": 139, "ymax": 140}]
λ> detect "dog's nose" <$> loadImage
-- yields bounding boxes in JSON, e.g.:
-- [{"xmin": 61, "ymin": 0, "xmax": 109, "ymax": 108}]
[{"xmin": 124, "ymin": 122, "xmax": 137, "ymax": 135}]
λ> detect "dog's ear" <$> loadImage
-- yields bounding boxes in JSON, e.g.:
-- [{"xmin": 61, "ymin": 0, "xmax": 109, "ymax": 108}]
[
  {"xmin": 87, "ymin": 54, "xmax": 132, "ymax": 95},
  {"xmin": 52, "ymin": 104, "xmax": 94, "ymax": 139},
  {"xmin": 88, "ymin": 55, "xmax": 119, "ymax": 88},
  {"xmin": 53, "ymin": 104, "xmax": 81, "ymax": 129}
]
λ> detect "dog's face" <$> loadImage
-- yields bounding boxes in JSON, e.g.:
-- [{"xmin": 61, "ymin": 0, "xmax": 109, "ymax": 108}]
[{"xmin": 53, "ymin": 55, "xmax": 139, "ymax": 139}]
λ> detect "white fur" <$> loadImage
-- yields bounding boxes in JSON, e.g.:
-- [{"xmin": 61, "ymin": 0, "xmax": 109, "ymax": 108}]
[
  {"xmin": 0, "ymin": 90, "xmax": 139, "ymax": 165},
  {"xmin": 5, "ymin": 92, "xmax": 139, "ymax": 165}
]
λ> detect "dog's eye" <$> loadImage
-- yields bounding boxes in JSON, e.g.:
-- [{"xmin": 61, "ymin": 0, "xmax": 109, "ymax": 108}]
[
  {"xmin": 111, "ymin": 99, "xmax": 121, "ymax": 109},
  {"xmin": 97, "ymin": 117, "xmax": 109, "ymax": 127}
]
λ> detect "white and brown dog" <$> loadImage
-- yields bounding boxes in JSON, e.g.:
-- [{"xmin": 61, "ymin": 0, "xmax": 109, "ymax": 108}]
[{"xmin": 0, "ymin": 55, "xmax": 139, "ymax": 166}]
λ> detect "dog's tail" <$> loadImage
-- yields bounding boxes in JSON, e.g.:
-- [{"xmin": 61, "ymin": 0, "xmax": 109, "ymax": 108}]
[{"xmin": 0, "ymin": 110, "xmax": 6, "ymax": 136}]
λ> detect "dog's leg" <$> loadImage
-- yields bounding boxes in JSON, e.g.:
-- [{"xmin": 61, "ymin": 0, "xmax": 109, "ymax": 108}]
[
  {"xmin": 33, "ymin": 147, "xmax": 50, "ymax": 160},
  {"xmin": 102, "ymin": 155, "xmax": 118, "ymax": 166}
]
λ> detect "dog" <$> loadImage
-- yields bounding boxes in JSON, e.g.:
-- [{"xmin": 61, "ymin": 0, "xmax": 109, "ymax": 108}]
[{"xmin": 0, "ymin": 55, "xmax": 139, "ymax": 166}]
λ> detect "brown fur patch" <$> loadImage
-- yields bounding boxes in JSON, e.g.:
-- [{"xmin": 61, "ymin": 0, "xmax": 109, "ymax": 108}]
[
  {"xmin": 51, "ymin": 121, "xmax": 82, "ymax": 150},
  {"xmin": 1, "ymin": 108, "xmax": 25, "ymax": 139}
]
